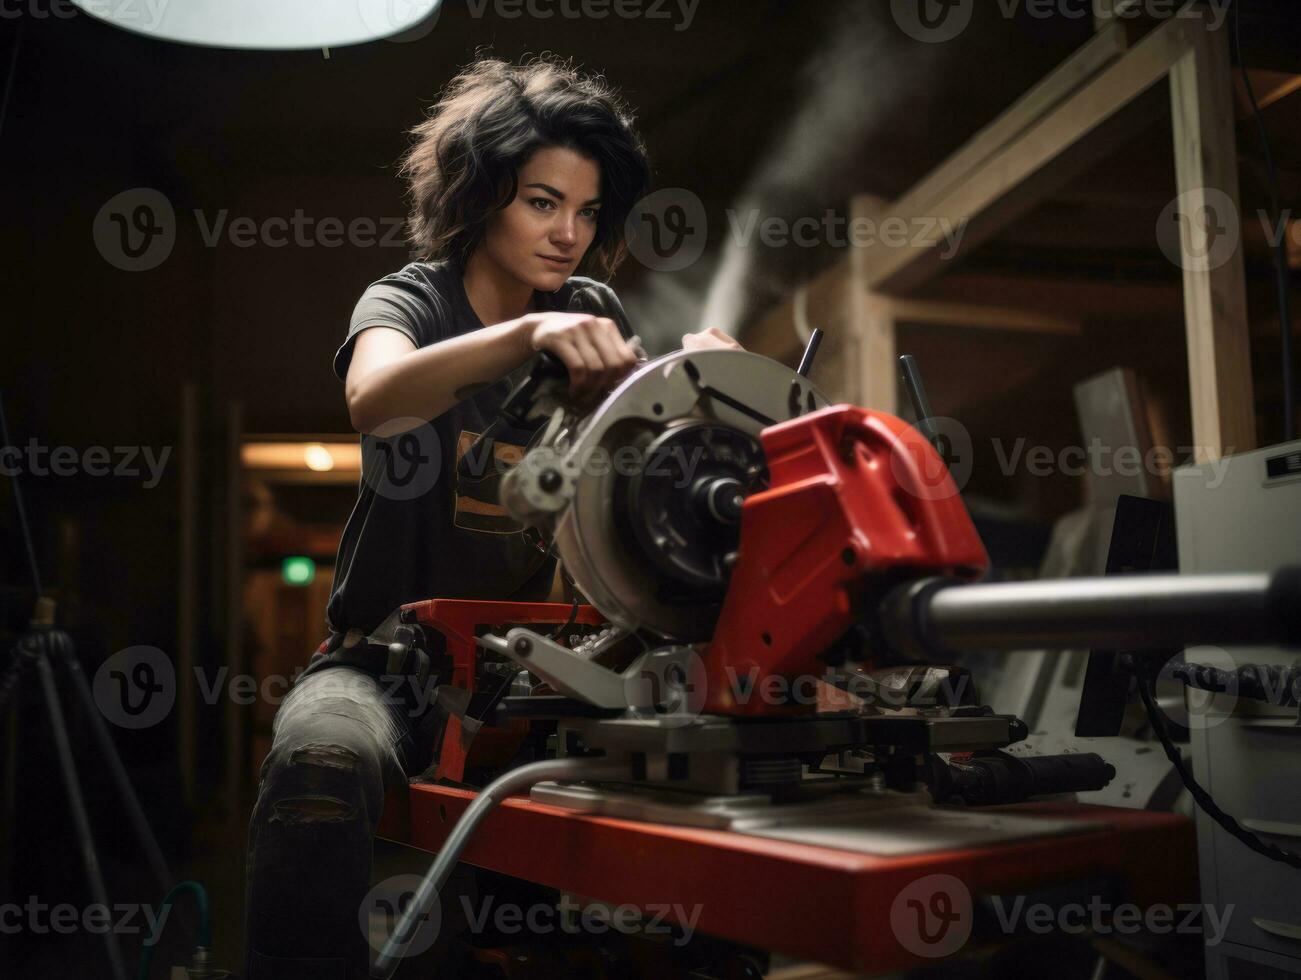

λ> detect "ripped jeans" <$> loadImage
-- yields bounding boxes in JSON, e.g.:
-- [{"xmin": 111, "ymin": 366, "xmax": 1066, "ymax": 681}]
[{"xmin": 242, "ymin": 642, "xmax": 439, "ymax": 980}]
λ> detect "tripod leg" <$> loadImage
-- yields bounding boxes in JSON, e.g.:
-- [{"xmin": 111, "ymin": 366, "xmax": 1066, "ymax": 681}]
[
  {"xmin": 35, "ymin": 654, "xmax": 129, "ymax": 980},
  {"xmin": 59, "ymin": 645, "xmax": 172, "ymax": 896},
  {"xmin": 0, "ymin": 644, "xmax": 32, "ymax": 721}
]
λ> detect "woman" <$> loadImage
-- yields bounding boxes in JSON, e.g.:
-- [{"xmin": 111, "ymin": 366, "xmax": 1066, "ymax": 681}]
[{"xmin": 243, "ymin": 56, "xmax": 738, "ymax": 978}]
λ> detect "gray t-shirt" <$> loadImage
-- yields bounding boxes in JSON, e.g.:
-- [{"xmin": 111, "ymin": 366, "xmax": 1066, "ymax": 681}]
[{"xmin": 326, "ymin": 259, "xmax": 605, "ymax": 635}]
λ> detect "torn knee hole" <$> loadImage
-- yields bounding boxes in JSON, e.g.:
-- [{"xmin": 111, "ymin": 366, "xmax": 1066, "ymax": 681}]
[
  {"xmin": 271, "ymin": 795, "xmax": 356, "ymax": 822},
  {"xmin": 289, "ymin": 742, "xmax": 360, "ymax": 771}
]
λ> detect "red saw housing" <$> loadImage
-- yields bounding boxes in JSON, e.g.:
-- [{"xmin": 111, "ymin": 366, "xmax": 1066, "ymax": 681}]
[{"xmin": 703, "ymin": 405, "xmax": 989, "ymax": 716}]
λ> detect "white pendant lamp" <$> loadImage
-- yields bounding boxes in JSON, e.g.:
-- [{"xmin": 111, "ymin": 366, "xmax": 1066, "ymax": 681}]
[{"xmin": 68, "ymin": 0, "xmax": 444, "ymax": 50}]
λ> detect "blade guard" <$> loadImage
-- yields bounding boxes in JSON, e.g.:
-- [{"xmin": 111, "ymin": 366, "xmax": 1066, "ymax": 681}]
[{"xmin": 702, "ymin": 405, "xmax": 988, "ymax": 716}]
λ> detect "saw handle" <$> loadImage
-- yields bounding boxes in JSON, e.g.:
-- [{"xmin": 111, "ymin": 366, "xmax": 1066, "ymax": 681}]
[
  {"xmin": 499, "ymin": 351, "xmax": 570, "ymax": 426},
  {"xmin": 499, "ymin": 278, "xmax": 633, "ymax": 426}
]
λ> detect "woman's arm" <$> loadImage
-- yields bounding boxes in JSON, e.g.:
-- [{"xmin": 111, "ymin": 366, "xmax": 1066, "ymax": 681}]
[{"xmin": 345, "ymin": 312, "xmax": 638, "ymax": 435}]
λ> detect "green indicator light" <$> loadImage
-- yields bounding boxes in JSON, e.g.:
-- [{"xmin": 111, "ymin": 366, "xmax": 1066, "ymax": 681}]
[{"xmin": 281, "ymin": 556, "xmax": 316, "ymax": 586}]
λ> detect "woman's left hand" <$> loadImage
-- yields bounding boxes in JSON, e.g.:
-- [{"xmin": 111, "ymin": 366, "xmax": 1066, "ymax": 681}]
[{"xmin": 682, "ymin": 327, "xmax": 745, "ymax": 351}]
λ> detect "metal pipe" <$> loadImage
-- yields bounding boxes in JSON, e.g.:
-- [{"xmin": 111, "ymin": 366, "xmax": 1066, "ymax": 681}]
[{"xmin": 883, "ymin": 569, "xmax": 1301, "ymax": 656}]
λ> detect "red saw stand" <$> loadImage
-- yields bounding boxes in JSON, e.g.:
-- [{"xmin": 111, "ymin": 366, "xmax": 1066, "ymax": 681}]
[
  {"xmin": 375, "ymin": 599, "xmax": 1197, "ymax": 975},
  {"xmin": 378, "ymin": 750, "xmax": 1195, "ymax": 974}
]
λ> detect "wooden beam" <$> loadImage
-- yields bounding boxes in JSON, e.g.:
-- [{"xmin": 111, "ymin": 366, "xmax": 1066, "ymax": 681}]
[
  {"xmin": 925, "ymin": 272, "xmax": 1184, "ymax": 321},
  {"xmin": 1094, "ymin": 0, "xmax": 1147, "ymax": 33},
  {"xmin": 745, "ymin": 4, "xmax": 1257, "ymax": 466},
  {"xmin": 885, "ymin": 298, "xmax": 1080, "ymax": 335},
  {"xmin": 1235, "ymin": 69, "xmax": 1301, "ymax": 114},
  {"xmin": 1169, "ymin": 11, "xmax": 1256, "ymax": 459},
  {"xmin": 859, "ymin": 14, "xmax": 1197, "ymax": 294},
  {"xmin": 898, "ymin": 23, "xmax": 1136, "ymax": 217}
]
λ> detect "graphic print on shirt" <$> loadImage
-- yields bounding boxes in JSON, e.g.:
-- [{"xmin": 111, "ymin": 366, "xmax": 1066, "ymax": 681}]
[{"xmin": 453, "ymin": 429, "xmax": 527, "ymax": 534}]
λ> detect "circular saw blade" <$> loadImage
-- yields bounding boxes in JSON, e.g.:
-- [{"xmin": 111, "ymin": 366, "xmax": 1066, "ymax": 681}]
[{"xmin": 551, "ymin": 349, "xmax": 829, "ymax": 639}]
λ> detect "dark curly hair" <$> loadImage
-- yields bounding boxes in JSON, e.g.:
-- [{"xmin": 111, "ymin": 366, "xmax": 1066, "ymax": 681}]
[{"xmin": 399, "ymin": 55, "xmax": 651, "ymax": 280}]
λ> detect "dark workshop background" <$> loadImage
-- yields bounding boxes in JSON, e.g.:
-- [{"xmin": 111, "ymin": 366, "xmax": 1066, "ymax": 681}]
[{"xmin": 1, "ymin": 0, "xmax": 1299, "ymax": 974}]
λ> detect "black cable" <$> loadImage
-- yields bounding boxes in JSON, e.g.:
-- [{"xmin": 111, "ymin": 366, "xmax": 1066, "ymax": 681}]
[
  {"xmin": 0, "ymin": 392, "xmax": 44, "ymax": 599},
  {"xmin": 1234, "ymin": 0, "xmax": 1296, "ymax": 442},
  {"xmin": 1173, "ymin": 660, "xmax": 1301, "ymax": 707},
  {"xmin": 1138, "ymin": 668, "xmax": 1301, "ymax": 870},
  {"xmin": 471, "ymin": 670, "xmax": 517, "ymax": 725},
  {"xmin": 547, "ymin": 596, "xmax": 580, "ymax": 640},
  {"xmin": 547, "ymin": 564, "xmax": 581, "ymax": 640}
]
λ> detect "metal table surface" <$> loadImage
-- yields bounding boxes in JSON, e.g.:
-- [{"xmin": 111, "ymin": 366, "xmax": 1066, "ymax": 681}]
[{"xmin": 379, "ymin": 782, "xmax": 1197, "ymax": 974}]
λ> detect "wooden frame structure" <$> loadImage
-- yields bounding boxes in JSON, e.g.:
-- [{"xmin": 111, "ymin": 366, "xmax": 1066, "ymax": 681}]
[{"xmin": 744, "ymin": 4, "xmax": 1255, "ymax": 462}]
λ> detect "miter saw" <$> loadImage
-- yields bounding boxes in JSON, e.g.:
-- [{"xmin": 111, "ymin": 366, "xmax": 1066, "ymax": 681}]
[{"xmin": 372, "ymin": 336, "xmax": 1301, "ymax": 975}]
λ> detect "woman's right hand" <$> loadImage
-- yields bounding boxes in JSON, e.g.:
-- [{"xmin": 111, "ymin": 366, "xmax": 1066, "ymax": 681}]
[{"xmin": 523, "ymin": 311, "xmax": 640, "ymax": 398}]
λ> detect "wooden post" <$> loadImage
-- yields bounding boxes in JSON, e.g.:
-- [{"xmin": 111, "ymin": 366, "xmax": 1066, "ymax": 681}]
[
  {"xmin": 225, "ymin": 400, "xmax": 245, "ymax": 817},
  {"xmin": 853, "ymin": 291, "xmax": 898, "ymax": 413},
  {"xmin": 1169, "ymin": 9, "xmax": 1256, "ymax": 460},
  {"xmin": 178, "ymin": 382, "xmax": 198, "ymax": 808},
  {"xmin": 848, "ymin": 195, "xmax": 897, "ymax": 412}
]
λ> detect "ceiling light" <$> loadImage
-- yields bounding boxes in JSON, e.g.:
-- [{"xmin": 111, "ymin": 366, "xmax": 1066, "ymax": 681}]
[{"xmin": 68, "ymin": 0, "xmax": 444, "ymax": 51}]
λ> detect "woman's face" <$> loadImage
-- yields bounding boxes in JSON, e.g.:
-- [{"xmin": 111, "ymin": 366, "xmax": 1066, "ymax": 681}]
[{"xmin": 481, "ymin": 144, "xmax": 603, "ymax": 292}]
